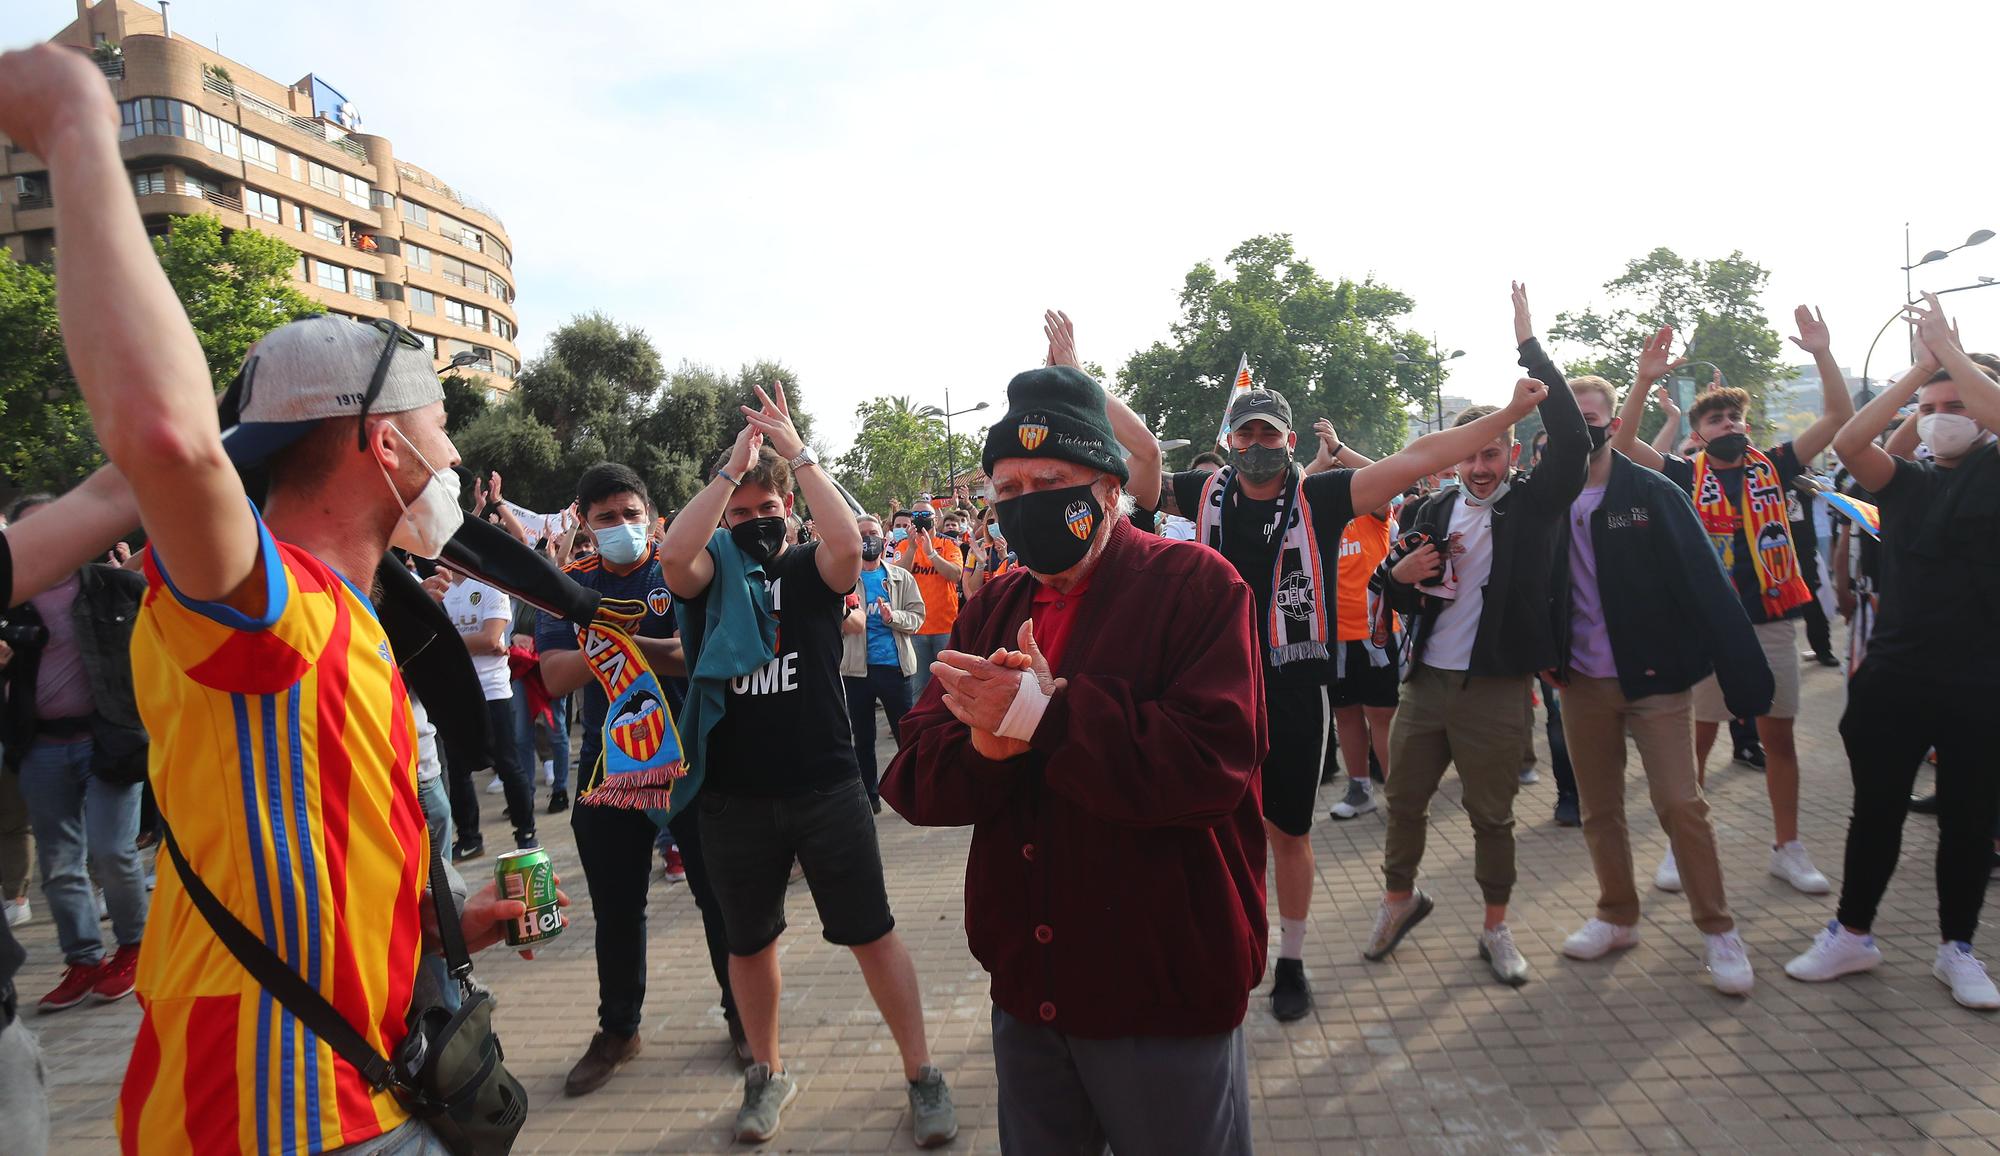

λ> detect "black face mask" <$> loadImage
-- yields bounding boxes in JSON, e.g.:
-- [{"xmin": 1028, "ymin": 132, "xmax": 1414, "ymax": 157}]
[
  {"xmin": 1587, "ymin": 424, "xmax": 1611, "ymax": 453},
  {"xmin": 729, "ymin": 516, "xmax": 788, "ymax": 565},
  {"xmin": 1703, "ymin": 432, "xmax": 1749, "ymax": 462},
  {"xmin": 1231, "ymin": 443, "xmax": 1292, "ymax": 485},
  {"xmin": 860, "ymin": 537, "xmax": 885, "ymax": 562},
  {"xmin": 993, "ymin": 483, "xmax": 1103, "ymax": 575}
]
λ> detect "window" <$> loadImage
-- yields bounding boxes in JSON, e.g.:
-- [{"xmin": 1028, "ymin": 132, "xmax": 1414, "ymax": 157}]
[
  {"xmin": 343, "ymin": 174, "xmax": 372, "ymax": 209},
  {"xmin": 306, "ymin": 161, "xmax": 342, "ymax": 195},
  {"xmin": 408, "ymin": 287, "xmax": 436, "ymax": 314},
  {"xmin": 351, "ymin": 270, "xmax": 377, "ymax": 301},
  {"xmin": 371, "ymin": 189, "xmax": 395, "ymax": 209},
  {"xmin": 487, "ymin": 273, "xmax": 511, "ymax": 302},
  {"xmin": 462, "ymin": 304, "xmax": 486, "ymax": 331},
  {"xmin": 288, "ymin": 202, "xmax": 303, "ymax": 231},
  {"xmin": 116, "ymin": 99, "xmax": 237, "ymax": 158},
  {"xmin": 180, "ymin": 175, "xmax": 217, "ymax": 199},
  {"xmin": 288, "ymin": 153, "xmax": 303, "ymax": 182},
  {"xmin": 405, "ymin": 243, "xmax": 431, "ymax": 271},
  {"xmin": 310, "ymin": 212, "xmax": 344, "ymax": 244},
  {"xmin": 492, "ymin": 315, "xmax": 515, "ymax": 341},
  {"xmin": 494, "ymin": 352, "xmax": 518, "ymax": 377},
  {"xmin": 401, "ymin": 200, "xmax": 429, "ymax": 228},
  {"xmin": 245, "ymin": 189, "xmax": 281, "ymax": 221},
  {"xmin": 444, "ymin": 299, "xmax": 464, "ymax": 325},
  {"xmin": 132, "ymin": 170, "xmax": 167, "ymax": 196},
  {"xmin": 242, "ymin": 134, "xmax": 278, "ymax": 171},
  {"xmin": 314, "ymin": 262, "xmax": 348, "ymax": 293},
  {"xmin": 439, "ymin": 255, "xmax": 468, "ymax": 286},
  {"xmin": 294, "ymin": 255, "xmax": 307, "ymax": 281}
]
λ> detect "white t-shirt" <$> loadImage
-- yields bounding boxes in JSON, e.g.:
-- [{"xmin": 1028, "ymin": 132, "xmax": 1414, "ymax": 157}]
[
  {"xmin": 1420, "ymin": 496, "xmax": 1496, "ymax": 672},
  {"xmin": 412, "ymin": 696, "xmax": 442, "ymax": 783},
  {"xmin": 443, "ymin": 577, "xmax": 514, "ymax": 701}
]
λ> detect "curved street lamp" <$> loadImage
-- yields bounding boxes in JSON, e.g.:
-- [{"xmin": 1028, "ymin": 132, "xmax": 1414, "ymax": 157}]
[
  {"xmin": 1858, "ymin": 275, "xmax": 2000, "ymax": 403},
  {"xmin": 918, "ymin": 391, "xmax": 991, "ymax": 489},
  {"xmin": 1394, "ymin": 347, "xmax": 1466, "ymax": 432}
]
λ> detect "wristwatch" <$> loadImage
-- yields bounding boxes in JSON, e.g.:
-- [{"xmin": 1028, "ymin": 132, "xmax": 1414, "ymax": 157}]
[{"xmin": 788, "ymin": 445, "xmax": 818, "ymax": 472}]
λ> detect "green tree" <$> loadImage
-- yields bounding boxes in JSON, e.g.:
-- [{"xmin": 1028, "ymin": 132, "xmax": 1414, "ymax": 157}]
[
  {"xmin": 153, "ymin": 214, "xmax": 319, "ymax": 391},
  {"xmin": 1118, "ymin": 234, "xmax": 1432, "ymax": 460},
  {"xmin": 442, "ymin": 372, "xmax": 491, "ymax": 436},
  {"xmin": 1548, "ymin": 248, "xmax": 1787, "ymax": 436},
  {"xmin": 834, "ymin": 397, "xmax": 980, "ymax": 518}
]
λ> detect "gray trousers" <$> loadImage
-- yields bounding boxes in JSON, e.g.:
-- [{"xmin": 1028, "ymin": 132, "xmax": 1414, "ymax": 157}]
[
  {"xmin": 992, "ymin": 1005, "xmax": 1252, "ymax": 1156},
  {"xmin": 0, "ymin": 1021, "xmax": 50, "ymax": 1156}
]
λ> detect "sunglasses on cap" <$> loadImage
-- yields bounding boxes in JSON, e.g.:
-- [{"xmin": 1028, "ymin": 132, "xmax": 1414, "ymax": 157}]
[{"xmin": 357, "ymin": 317, "xmax": 429, "ymax": 450}]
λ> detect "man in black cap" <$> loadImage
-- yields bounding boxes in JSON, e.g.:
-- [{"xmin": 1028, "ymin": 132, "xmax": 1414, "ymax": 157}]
[
  {"xmin": 887, "ymin": 363, "xmax": 1266, "ymax": 1154},
  {"xmin": 1157, "ymin": 330, "xmax": 1555, "ymax": 1020}
]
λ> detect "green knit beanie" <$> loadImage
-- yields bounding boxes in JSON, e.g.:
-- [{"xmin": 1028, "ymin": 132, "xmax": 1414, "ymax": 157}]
[{"xmin": 981, "ymin": 366, "xmax": 1129, "ymax": 482}]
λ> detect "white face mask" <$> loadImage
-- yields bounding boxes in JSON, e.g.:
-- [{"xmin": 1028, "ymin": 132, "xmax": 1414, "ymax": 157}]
[
  {"xmin": 374, "ymin": 423, "xmax": 463, "ymax": 558},
  {"xmin": 1918, "ymin": 413, "xmax": 1988, "ymax": 459},
  {"xmin": 594, "ymin": 521, "xmax": 649, "ymax": 566}
]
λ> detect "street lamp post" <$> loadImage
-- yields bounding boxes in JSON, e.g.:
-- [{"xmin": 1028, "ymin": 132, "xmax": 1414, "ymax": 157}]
[
  {"xmin": 1394, "ymin": 344, "xmax": 1466, "ymax": 433},
  {"xmin": 1859, "ymin": 276, "xmax": 2000, "ymax": 404},
  {"xmin": 1868, "ymin": 226, "xmax": 1997, "ymax": 401},
  {"xmin": 918, "ymin": 389, "xmax": 990, "ymax": 495}
]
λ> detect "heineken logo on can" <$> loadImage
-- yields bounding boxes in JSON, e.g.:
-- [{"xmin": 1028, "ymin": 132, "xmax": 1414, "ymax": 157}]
[{"xmin": 495, "ymin": 848, "xmax": 565, "ymax": 947}]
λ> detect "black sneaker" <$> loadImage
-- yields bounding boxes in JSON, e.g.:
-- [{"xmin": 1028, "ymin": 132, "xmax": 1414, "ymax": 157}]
[
  {"xmin": 1733, "ymin": 745, "xmax": 1766, "ymax": 771},
  {"xmin": 1554, "ymin": 795, "xmax": 1581, "ymax": 828},
  {"xmin": 546, "ymin": 788, "xmax": 569, "ymax": 815},
  {"xmin": 515, "ymin": 832, "xmax": 539, "ymax": 851},
  {"xmin": 1813, "ymin": 652, "xmax": 1842, "ymax": 668},
  {"xmin": 1908, "ymin": 793, "xmax": 1941, "ymax": 816},
  {"xmin": 451, "ymin": 839, "xmax": 485, "ymax": 863},
  {"xmin": 1270, "ymin": 957, "xmax": 1313, "ymax": 1022}
]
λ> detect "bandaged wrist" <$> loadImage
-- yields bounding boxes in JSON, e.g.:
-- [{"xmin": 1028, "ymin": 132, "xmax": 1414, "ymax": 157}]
[{"xmin": 994, "ymin": 671, "xmax": 1050, "ymax": 742}]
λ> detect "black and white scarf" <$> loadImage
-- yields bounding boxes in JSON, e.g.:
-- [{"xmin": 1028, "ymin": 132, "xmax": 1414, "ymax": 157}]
[{"xmin": 1197, "ymin": 465, "xmax": 1331, "ymax": 669}]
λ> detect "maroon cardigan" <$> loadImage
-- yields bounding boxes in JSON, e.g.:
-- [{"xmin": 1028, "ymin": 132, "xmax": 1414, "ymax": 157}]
[{"xmin": 881, "ymin": 520, "xmax": 1268, "ymax": 1038}]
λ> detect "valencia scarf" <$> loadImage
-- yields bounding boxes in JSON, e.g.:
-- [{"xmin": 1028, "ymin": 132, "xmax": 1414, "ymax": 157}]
[
  {"xmin": 1693, "ymin": 447, "xmax": 1812, "ymax": 619},
  {"xmin": 1197, "ymin": 464, "xmax": 1331, "ymax": 668},
  {"xmin": 576, "ymin": 596, "xmax": 687, "ymax": 811}
]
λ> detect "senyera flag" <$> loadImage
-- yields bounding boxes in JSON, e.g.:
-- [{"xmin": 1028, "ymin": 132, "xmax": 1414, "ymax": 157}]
[
  {"xmin": 1796, "ymin": 475, "xmax": 1881, "ymax": 541},
  {"xmin": 1215, "ymin": 353, "xmax": 1253, "ymax": 449}
]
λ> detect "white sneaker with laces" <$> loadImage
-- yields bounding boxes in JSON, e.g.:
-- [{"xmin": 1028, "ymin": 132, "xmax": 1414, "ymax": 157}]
[
  {"xmin": 1329, "ymin": 778, "xmax": 1376, "ymax": 820},
  {"xmin": 1561, "ymin": 918, "xmax": 1639, "ymax": 961},
  {"xmin": 3, "ymin": 898, "xmax": 28, "ymax": 928},
  {"xmin": 1654, "ymin": 850, "xmax": 1681, "ymax": 893},
  {"xmin": 1933, "ymin": 942, "xmax": 2000, "ymax": 1010},
  {"xmin": 539, "ymin": 761, "xmax": 555, "ymax": 786},
  {"xmin": 1478, "ymin": 923, "xmax": 1531, "ymax": 986},
  {"xmin": 1518, "ymin": 766, "xmax": 1540, "ymax": 785},
  {"xmin": 486, "ymin": 776, "xmax": 505, "ymax": 795},
  {"xmin": 1705, "ymin": 931, "xmax": 1754, "ymax": 995},
  {"xmin": 1784, "ymin": 920, "xmax": 1883, "ymax": 982},
  {"xmin": 1769, "ymin": 841, "xmax": 1832, "ymax": 895}
]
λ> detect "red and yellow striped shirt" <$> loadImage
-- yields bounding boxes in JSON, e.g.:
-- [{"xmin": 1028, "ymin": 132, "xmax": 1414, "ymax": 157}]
[{"xmin": 117, "ymin": 516, "xmax": 426, "ymax": 1155}]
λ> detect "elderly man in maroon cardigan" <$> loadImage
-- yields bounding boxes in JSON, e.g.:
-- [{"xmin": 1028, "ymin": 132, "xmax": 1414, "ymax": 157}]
[{"xmin": 882, "ymin": 364, "xmax": 1267, "ymax": 1156}]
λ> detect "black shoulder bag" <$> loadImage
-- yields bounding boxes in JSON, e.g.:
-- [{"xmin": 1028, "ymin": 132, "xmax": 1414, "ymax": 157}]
[{"xmin": 161, "ymin": 824, "xmax": 527, "ymax": 1154}]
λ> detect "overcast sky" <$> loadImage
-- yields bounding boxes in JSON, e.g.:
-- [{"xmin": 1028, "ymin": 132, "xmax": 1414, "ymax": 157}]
[{"xmin": 11, "ymin": 0, "xmax": 2000, "ymax": 456}]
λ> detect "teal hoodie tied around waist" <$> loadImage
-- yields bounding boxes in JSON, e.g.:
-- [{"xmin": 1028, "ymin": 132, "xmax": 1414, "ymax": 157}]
[{"xmin": 659, "ymin": 527, "xmax": 778, "ymax": 826}]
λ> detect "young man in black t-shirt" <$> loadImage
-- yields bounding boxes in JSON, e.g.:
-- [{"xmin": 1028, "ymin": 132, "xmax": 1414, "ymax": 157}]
[
  {"xmin": 535, "ymin": 463, "xmax": 743, "ymax": 1096},
  {"xmin": 661, "ymin": 389, "xmax": 956, "ymax": 1148},
  {"xmin": 1785, "ymin": 296, "xmax": 2000, "ymax": 1010}
]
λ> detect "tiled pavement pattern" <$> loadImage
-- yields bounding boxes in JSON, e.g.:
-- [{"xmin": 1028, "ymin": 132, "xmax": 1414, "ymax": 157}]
[{"xmin": 20, "ymin": 655, "xmax": 2000, "ymax": 1154}]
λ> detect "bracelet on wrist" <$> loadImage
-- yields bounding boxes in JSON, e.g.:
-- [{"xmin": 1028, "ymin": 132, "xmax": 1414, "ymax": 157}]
[{"xmin": 715, "ymin": 465, "xmax": 742, "ymax": 487}]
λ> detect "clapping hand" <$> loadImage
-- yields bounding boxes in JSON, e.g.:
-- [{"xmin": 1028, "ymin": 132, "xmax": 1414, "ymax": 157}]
[
  {"xmin": 738, "ymin": 383, "xmax": 804, "ymax": 460},
  {"xmin": 1308, "ymin": 418, "xmax": 1342, "ymax": 469},
  {"xmin": 1044, "ymin": 310, "xmax": 1080, "ymax": 369},
  {"xmin": 1904, "ymin": 293, "xmax": 1962, "ymax": 371}
]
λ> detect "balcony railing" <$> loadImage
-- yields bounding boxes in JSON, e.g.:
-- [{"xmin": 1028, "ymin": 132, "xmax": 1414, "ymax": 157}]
[
  {"xmin": 354, "ymin": 285, "xmax": 378, "ymax": 302},
  {"xmin": 201, "ymin": 73, "xmax": 234, "ymax": 99},
  {"xmin": 96, "ymin": 57, "xmax": 125, "ymax": 80},
  {"xmin": 393, "ymin": 163, "xmax": 504, "ymax": 230},
  {"xmin": 16, "ymin": 192, "xmax": 52, "ymax": 212},
  {"xmin": 236, "ymin": 87, "xmax": 368, "ymax": 162},
  {"xmin": 199, "ymin": 187, "xmax": 242, "ymax": 213}
]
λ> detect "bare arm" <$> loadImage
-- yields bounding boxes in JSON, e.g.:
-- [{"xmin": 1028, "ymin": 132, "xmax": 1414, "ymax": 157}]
[
  {"xmin": 5, "ymin": 464, "xmax": 141, "ymax": 606},
  {"xmin": 539, "ymin": 648, "xmax": 590, "ymax": 697},
  {"xmin": 659, "ymin": 424, "xmax": 756, "ymax": 600},
  {"xmin": 1611, "ymin": 326, "xmax": 1686, "ymax": 472},
  {"xmin": 1883, "ymin": 412, "xmax": 1924, "ymax": 461},
  {"xmin": 636, "ymin": 635, "xmax": 685, "ymax": 679},
  {"xmin": 1045, "ymin": 310, "xmax": 1161, "ymax": 512},
  {"xmin": 1910, "ymin": 292, "xmax": 2000, "ymax": 431},
  {"xmin": 2, "ymin": 47, "xmax": 260, "ymax": 609},
  {"xmin": 1350, "ymin": 378, "xmax": 1549, "ymax": 513},
  {"xmin": 474, "ymin": 616, "xmax": 508, "ymax": 657},
  {"xmin": 483, "ymin": 474, "xmax": 532, "ymax": 545},
  {"xmin": 1833, "ymin": 366, "xmax": 1926, "ymax": 494},
  {"xmin": 1648, "ymin": 390, "xmax": 1682, "ymax": 454},
  {"xmin": 1786, "ymin": 306, "xmax": 1857, "ymax": 464}
]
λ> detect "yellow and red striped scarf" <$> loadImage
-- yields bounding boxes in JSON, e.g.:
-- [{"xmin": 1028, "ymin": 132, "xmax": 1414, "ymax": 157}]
[{"xmin": 1693, "ymin": 447, "xmax": 1812, "ymax": 619}]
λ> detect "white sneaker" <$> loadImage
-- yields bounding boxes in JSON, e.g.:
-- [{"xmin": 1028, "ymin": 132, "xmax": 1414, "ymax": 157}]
[
  {"xmin": 1933, "ymin": 942, "xmax": 2000, "ymax": 1010},
  {"xmin": 1654, "ymin": 850, "xmax": 1682, "ymax": 893},
  {"xmin": 1478, "ymin": 923, "xmax": 1531, "ymax": 986},
  {"xmin": 1562, "ymin": 918, "xmax": 1640, "ymax": 961},
  {"xmin": 1705, "ymin": 931, "xmax": 1755, "ymax": 996},
  {"xmin": 1769, "ymin": 842, "xmax": 1832, "ymax": 895},
  {"xmin": 1328, "ymin": 778, "xmax": 1376, "ymax": 820},
  {"xmin": 1784, "ymin": 920, "xmax": 1883, "ymax": 982},
  {"xmin": 3, "ymin": 898, "xmax": 28, "ymax": 928},
  {"xmin": 1518, "ymin": 766, "xmax": 1540, "ymax": 785},
  {"xmin": 539, "ymin": 761, "xmax": 555, "ymax": 787},
  {"xmin": 486, "ymin": 776, "xmax": 505, "ymax": 795}
]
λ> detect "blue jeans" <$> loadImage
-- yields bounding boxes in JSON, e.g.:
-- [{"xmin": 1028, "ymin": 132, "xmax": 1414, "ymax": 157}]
[
  {"xmin": 418, "ymin": 775, "xmax": 453, "ymax": 861},
  {"xmin": 512, "ymin": 685, "xmax": 569, "ymax": 793},
  {"xmin": 909, "ymin": 633, "xmax": 951, "ymax": 698},
  {"xmin": 18, "ymin": 738, "xmax": 148, "ymax": 965}
]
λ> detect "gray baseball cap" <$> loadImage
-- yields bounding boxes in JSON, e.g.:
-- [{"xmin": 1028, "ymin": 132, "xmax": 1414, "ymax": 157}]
[
  {"xmin": 219, "ymin": 315, "xmax": 444, "ymax": 467},
  {"xmin": 1226, "ymin": 388, "xmax": 1292, "ymax": 436}
]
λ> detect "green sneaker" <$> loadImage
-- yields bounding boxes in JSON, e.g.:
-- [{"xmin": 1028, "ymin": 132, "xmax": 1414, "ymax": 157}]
[
  {"xmin": 734, "ymin": 1062, "xmax": 799, "ymax": 1144},
  {"xmin": 908, "ymin": 1064, "xmax": 958, "ymax": 1148}
]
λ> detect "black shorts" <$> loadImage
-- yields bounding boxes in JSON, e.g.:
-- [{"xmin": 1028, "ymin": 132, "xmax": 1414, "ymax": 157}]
[
  {"xmin": 1261, "ymin": 681, "xmax": 1330, "ymax": 837},
  {"xmin": 696, "ymin": 776, "xmax": 895, "ymax": 956},
  {"xmin": 1329, "ymin": 642, "xmax": 1400, "ymax": 710}
]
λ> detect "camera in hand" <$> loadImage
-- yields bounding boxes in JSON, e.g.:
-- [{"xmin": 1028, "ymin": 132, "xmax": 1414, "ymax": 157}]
[
  {"xmin": 910, "ymin": 510, "xmax": 934, "ymax": 531},
  {"xmin": 0, "ymin": 619, "xmax": 49, "ymax": 648},
  {"xmin": 1390, "ymin": 530, "xmax": 1448, "ymax": 588}
]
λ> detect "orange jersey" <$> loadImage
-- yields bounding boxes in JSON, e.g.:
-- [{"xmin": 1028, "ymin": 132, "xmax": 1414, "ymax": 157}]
[
  {"xmin": 894, "ymin": 535, "xmax": 964, "ymax": 636},
  {"xmin": 118, "ymin": 517, "xmax": 426, "ymax": 1155},
  {"xmin": 1336, "ymin": 514, "xmax": 1396, "ymax": 641}
]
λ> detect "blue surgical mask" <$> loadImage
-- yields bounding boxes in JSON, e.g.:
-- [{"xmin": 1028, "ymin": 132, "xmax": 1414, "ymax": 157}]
[
  {"xmin": 890, "ymin": 527, "xmax": 908, "ymax": 544},
  {"xmin": 594, "ymin": 521, "xmax": 649, "ymax": 566}
]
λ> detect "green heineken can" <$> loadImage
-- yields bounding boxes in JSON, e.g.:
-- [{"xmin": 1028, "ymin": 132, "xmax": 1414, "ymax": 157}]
[{"xmin": 494, "ymin": 848, "xmax": 565, "ymax": 947}]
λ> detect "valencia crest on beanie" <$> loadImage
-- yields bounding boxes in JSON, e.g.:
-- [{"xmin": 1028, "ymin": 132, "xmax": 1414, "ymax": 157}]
[{"xmin": 982, "ymin": 366, "xmax": 1130, "ymax": 482}]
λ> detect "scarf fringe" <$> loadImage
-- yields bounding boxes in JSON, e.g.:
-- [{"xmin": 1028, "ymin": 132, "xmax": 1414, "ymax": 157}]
[
  {"xmin": 1270, "ymin": 640, "xmax": 1331, "ymax": 666},
  {"xmin": 580, "ymin": 761, "xmax": 687, "ymax": 810}
]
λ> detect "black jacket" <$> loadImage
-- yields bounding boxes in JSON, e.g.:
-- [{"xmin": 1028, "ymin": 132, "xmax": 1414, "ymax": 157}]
[
  {"xmin": 1, "ymin": 563, "xmax": 148, "ymax": 777},
  {"xmin": 1550, "ymin": 452, "xmax": 1774, "ymax": 716},
  {"xmin": 1378, "ymin": 338, "xmax": 1589, "ymax": 678}
]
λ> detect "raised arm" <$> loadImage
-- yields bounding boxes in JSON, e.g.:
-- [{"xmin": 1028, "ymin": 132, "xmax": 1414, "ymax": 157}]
[
  {"xmin": 659, "ymin": 424, "xmax": 756, "ymax": 600},
  {"xmin": 1304, "ymin": 418, "xmax": 1374, "ymax": 476},
  {"xmin": 484, "ymin": 473, "xmax": 532, "ymax": 544},
  {"xmin": 741, "ymin": 383, "xmax": 861, "ymax": 594},
  {"xmin": 1786, "ymin": 306, "xmax": 1857, "ymax": 463},
  {"xmin": 1350, "ymin": 377, "xmax": 1548, "ymax": 513},
  {"xmin": 1613, "ymin": 326, "xmax": 1685, "ymax": 472},
  {"xmin": 1046, "ymin": 310, "xmax": 1162, "ymax": 512},
  {"xmin": 5, "ymin": 463, "xmax": 140, "ymax": 607},
  {"xmin": 1, "ymin": 46, "xmax": 259, "ymax": 607},
  {"xmin": 1910, "ymin": 292, "xmax": 2000, "ymax": 431},
  {"xmin": 1883, "ymin": 410, "xmax": 1924, "ymax": 461},
  {"xmin": 1648, "ymin": 388, "xmax": 1683, "ymax": 454},
  {"xmin": 1511, "ymin": 283, "xmax": 1590, "ymax": 506},
  {"xmin": 1833, "ymin": 366, "xmax": 1926, "ymax": 495}
]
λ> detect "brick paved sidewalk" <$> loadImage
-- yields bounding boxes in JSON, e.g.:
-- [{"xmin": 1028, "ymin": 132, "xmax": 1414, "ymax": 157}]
[{"xmin": 18, "ymin": 657, "xmax": 1999, "ymax": 1154}]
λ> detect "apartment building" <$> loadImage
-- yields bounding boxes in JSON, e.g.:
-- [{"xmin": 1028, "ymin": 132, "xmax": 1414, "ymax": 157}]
[{"xmin": 0, "ymin": 0, "xmax": 522, "ymax": 388}]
